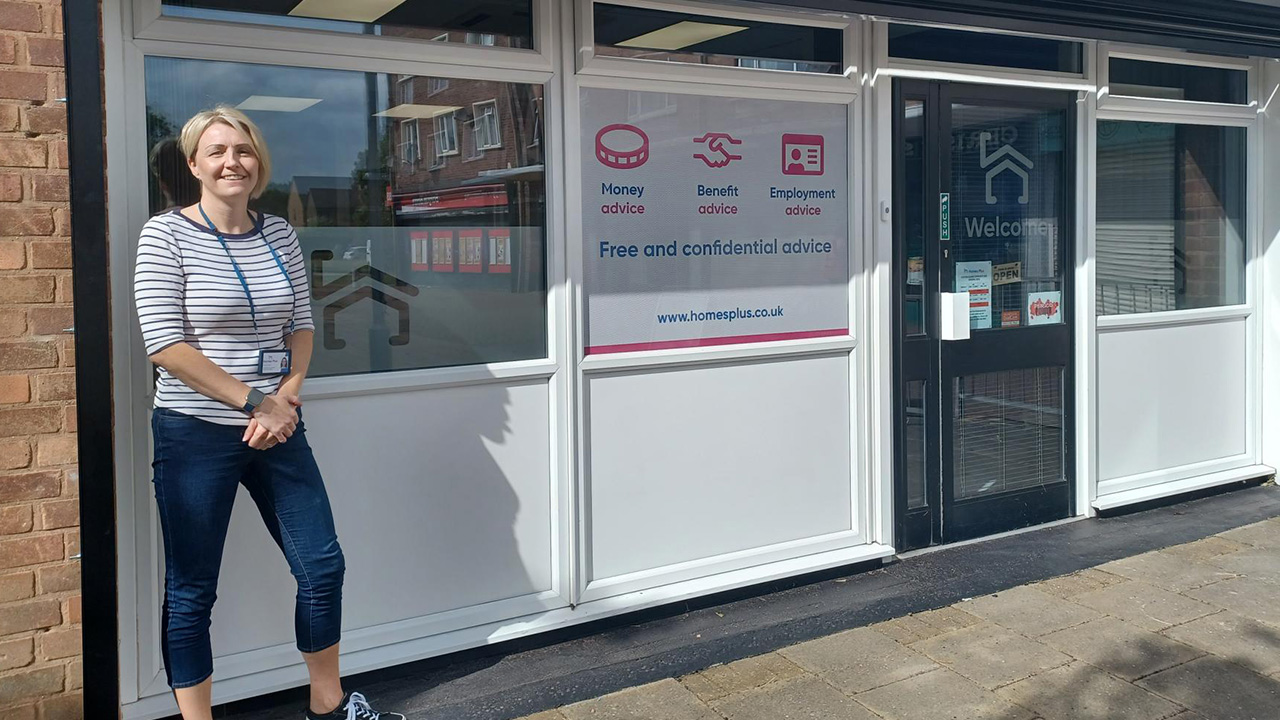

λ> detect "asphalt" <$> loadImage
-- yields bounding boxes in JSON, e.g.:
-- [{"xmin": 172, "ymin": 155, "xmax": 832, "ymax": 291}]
[{"xmin": 213, "ymin": 480, "xmax": 1280, "ymax": 720}]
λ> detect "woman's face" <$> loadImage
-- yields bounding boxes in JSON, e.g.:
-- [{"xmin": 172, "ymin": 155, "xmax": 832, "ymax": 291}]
[{"xmin": 187, "ymin": 122, "xmax": 258, "ymax": 204}]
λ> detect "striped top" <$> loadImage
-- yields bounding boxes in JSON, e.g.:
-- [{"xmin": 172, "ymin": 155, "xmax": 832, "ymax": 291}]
[{"xmin": 133, "ymin": 210, "xmax": 314, "ymax": 426}]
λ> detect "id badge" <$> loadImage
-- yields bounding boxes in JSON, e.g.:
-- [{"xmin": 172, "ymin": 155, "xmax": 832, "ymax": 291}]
[{"xmin": 259, "ymin": 349, "xmax": 292, "ymax": 376}]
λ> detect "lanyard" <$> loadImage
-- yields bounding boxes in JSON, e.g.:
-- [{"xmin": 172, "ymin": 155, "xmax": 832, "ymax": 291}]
[{"xmin": 197, "ymin": 203, "xmax": 296, "ymax": 343}]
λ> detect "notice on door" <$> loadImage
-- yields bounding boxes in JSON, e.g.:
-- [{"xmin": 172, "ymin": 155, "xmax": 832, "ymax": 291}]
[
  {"xmin": 580, "ymin": 88, "xmax": 849, "ymax": 354},
  {"xmin": 956, "ymin": 261, "xmax": 992, "ymax": 330},
  {"xmin": 1027, "ymin": 290, "xmax": 1062, "ymax": 325}
]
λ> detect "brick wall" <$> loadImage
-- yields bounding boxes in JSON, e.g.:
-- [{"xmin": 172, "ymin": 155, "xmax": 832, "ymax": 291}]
[{"xmin": 0, "ymin": 1, "xmax": 83, "ymax": 718}]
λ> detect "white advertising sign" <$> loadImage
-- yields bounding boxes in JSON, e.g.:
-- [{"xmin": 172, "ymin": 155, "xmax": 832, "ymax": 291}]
[
  {"xmin": 580, "ymin": 88, "xmax": 849, "ymax": 353},
  {"xmin": 1027, "ymin": 290, "xmax": 1063, "ymax": 326},
  {"xmin": 955, "ymin": 261, "xmax": 992, "ymax": 330}
]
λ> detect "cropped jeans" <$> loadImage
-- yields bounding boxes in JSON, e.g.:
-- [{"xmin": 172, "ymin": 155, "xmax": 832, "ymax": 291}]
[{"xmin": 150, "ymin": 408, "xmax": 345, "ymax": 689}]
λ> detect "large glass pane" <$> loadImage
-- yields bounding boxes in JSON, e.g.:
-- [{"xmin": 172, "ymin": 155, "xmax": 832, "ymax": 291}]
[
  {"xmin": 889, "ymin": 25, "xmax": 1082, "ymax": 74},
  {"xmin": 902, "ymin": 99, "xmax": 926, "ymax": 336},
  {"xmin": 161, "ymin": 0, "xmax": 534, "ymax": 48},
  {"xmin": 1109, "ymin": 58, "xmax": 1247, "ymax": 104},
  {"xmin": 950, "ymin": 102, "xmax": 1067, "ymax": 330},
  {"xmin": 1096, "ymin": 122, "xmax": 1245, "ymax": 314},
  {"xmin": 593, "ymin": 4, "xmax": 842, "ymax": 74},
  {"xmin": 144, "ymin": 57, "xmax": 547, "ymax": 376},
  {"xmin": 953, "ymin": 368, "xmax": 1064, "ymax": 501}
]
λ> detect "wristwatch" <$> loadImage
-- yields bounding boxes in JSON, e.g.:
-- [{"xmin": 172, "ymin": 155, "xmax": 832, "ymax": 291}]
[{"xmin": 241, "ymin": 388, "xmax": 266, "ymax": 415}]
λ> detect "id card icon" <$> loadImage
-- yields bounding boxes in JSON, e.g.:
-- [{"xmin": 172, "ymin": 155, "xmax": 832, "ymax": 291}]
[
  {"xmin": 782, "ymin": 133, "xmax": 824, "ymax": 176},
  {"xmin": 259, "ymin": 349, "xmax": 292, "ymax": 376}
]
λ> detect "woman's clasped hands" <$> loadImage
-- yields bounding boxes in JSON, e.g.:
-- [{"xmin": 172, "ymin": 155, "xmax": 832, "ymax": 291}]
[{"xmin": 242, "ymin": 392, "xmax": 302, "ymax": 450}]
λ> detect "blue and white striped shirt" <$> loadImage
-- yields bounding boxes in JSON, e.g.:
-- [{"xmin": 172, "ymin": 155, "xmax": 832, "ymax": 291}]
[{"xmin": 133, "ymin": 210, "xmax": 314, "ymax": 426}]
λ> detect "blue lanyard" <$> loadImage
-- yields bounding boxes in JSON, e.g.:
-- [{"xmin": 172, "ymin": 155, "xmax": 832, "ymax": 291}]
[{"xmin": 197, "ymin": 204, "xmax": 295, "ymax": 340}]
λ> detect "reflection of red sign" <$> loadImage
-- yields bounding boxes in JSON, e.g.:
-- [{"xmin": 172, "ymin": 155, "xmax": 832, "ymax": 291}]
[
  {"xmin": 394, "ymin": 184, "xmax": 507, "ymax": 216},
  {"xmin": 596, "ymin": 124, "xmax": 649, "ymax": 169},
  {"xmin": 459, "ymin": 229, "xmax": 483, "ymax": 273},
  {"xmin": 489, "ymin": 228, "xmax": 512, "ymax": 274},
  {"xmin": 1029, "ymin": 299, "xmax": 1060, "ymax": 318},
  {"xmin": 693, "ymin": 132, "xmax": 743, "ymax": 168}
]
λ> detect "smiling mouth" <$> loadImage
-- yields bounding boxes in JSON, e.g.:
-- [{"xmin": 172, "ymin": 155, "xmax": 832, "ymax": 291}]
[{"xmin": 222, "ymin": 175, "xmax": 247, "ymax": 181}]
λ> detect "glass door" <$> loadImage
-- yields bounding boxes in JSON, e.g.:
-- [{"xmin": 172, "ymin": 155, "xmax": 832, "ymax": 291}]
[{"xmin": 893, "ymin": 80, "xmax": 1076, "ymax": 550}]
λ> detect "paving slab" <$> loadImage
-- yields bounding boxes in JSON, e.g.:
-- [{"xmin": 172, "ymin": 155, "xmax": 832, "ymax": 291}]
[
  {"xmin": 690, "ymin": 653, "xmax": 806, "ymax": 700},
  {"xmin": 1069, "ymin": 580, "xmax": 1218, "ymax": 632},
  {"xmin": 873, "ymin": 615, "xmax": 945, "ymax": 645},
  {"xmin": 1206, "ymin": 548, "xmax": 1280, "ymax": 586},
  {"xmin": 1161, "ymin": 611, "xmax": 1280, "ymax": 676},
  {"xmin": 714, "ymin": 675, "xmax": 880, "ymax": 720},
  {"xmin": 1184, "ymin": 577, "xmax": 1280, "ymax": 628},
  {"xmin": 559, "ymin": 679, "xmax": 720, "ymax": 720},
  {"xmin": 855, "ymin": 668, "xmax": 1037, "ymax": 720},
  {"xmin": 1137, "ymin": 656, "xmax": 1280, "ymax": 720},
  {"xmin": 913, "ymin": 606, "xmax": 984, "ymax": 634},
  {"xmin": 521, "ymin": 713, "xmax": 568, "ymax": 720},
  {"xmin": 1158, "ymin": 536, "xmax": 1250, "ymax": 563},
  {"xmin": 996, "ymin": 661, "xmax": 1184, "ymax": 720},
  {"xmin": 1033, "ymin": 569, "xmax": 1128, "ymax": 599},
  {"xmin": 778, "ymin": 627, "xmax": 937, "ymax": 694},
  {"xmin": 1098, "ymin": 551, "xmax": 1238, "ymax": 592},
  {"xmin": 912, "ymin": 622, "xmax": 1071, "ymax": 690},
  {"xmin": 959, "ymin": 586, "xmax": 1102, "ymax": 637},
  {"xmin": 1039, "ymin": 617, "xmax": 1203, "ymax": 681},
  {"xmin": 1215, "ymin": 518, "xmax": 1280, "ymax": 549}
]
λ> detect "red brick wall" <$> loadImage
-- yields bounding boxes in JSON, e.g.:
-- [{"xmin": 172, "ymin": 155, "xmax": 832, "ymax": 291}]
[{"xmin": 0, "ymin": 1, "xmax": 82, "ymax": 718}]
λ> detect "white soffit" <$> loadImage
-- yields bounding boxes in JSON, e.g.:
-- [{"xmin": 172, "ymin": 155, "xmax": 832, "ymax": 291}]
[
  {"xmin": 288, "ymin": 0, "xmax": 407, "ymax": 23},
  {"xmin": 616, "ymin": 21, "xmax": 748, "ymax": 51},
  {"xmin": 236, "ymin": 95, "xmax": 323, "ymax": 112}
]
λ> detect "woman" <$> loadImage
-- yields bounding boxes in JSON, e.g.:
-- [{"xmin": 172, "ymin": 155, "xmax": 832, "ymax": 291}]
[{"xmin": 134, "ymin": 106, "xmax": 401, "ymax": 720}]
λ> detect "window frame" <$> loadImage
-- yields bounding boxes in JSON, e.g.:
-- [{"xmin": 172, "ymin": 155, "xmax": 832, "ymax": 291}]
[
  {"xmin": 472, "ymin": 99, "xmax": 503, "ymax": 151},
  {"xmin": 575, "ymin": 0, "xmax": 859, "ymax": 94},
  {"xmin": 398, "ymin": 117, "xmax": 421, "ymax": 168},
  {"xmin": 433, "ymin": 109, "xmax": 460, "ymax": 160},
  {"xmin": 1098, "ymin": 43, "xmax": 1258, "ymax": 119},
  {"xmin": 133, "ymin": 0, "xmax": 556, "ymax": 74}
]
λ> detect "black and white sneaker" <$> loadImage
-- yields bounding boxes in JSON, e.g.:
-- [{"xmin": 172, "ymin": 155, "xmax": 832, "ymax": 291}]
[{"xmin": 305, "ymin": 691, "xmax": 406, "ymax": 720}]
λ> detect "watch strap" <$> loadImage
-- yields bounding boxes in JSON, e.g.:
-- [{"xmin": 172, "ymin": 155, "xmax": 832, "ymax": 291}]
[{"xmin": 241, "ymin": 388, "xmax": 266, "ymax": 415}]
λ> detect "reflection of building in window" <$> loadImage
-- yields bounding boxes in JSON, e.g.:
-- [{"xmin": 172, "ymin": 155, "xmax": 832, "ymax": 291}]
[
  {"xmin": 627, "ymin": 92, "xmax": 676, "ymax": 121},
  {"xmin": 466, "ymin": 32, "xmax": 496, "ymax": 46},
  {"xmin": 399, "ymin": 119, "xmax": 420, "ymax": 170},
  {"xmin": 287, "ymin": 176, "xmax": 360, "ymax": 228},
  {"xmin": 398, "ymin": 75, "xmax": 414, "ymax": 105},
  {"xmin": 428, "ymin": 76, "xmax": 449, "ymax": 95},
  {"xmin": 433, "ymin": 111, "xmax": 459, "ymax": 166},
  {"xmin": 473, "ymin": 100, "xmax": 501, "ymax": 151},
  {"xmin": 737, "ymin": 57, "xmax": 831, "ymax": 73}
]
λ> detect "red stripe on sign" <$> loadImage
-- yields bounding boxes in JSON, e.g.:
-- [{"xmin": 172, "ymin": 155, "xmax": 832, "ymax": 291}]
[{"xmin": 586, "ymin": 328, "xmax": 848, "ymax": 355}]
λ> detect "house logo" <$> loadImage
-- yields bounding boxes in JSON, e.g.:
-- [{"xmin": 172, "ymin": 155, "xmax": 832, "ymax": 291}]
[
  {"xmin": 979, "ymin": 132, "xmax": 1032, "ymax": 205},
  {"xmin": 311, "ymin": 250, "xmax": 419, "ymax": 350}
]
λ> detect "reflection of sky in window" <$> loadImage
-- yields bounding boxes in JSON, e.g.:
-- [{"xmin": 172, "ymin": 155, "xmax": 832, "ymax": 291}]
[
  {"xmin": 162, "ymin": 6, "xmax": 367, "ymax": 34},
  {"xmin": 144, "ymin": 57, "xmax": 381, "ymax": 187}
]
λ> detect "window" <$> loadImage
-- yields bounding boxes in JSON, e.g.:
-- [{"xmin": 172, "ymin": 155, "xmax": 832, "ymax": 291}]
[
  {"xmin": 1108, "ymin": 58, "xmax": 1248, "ymax": 104},
  {"xmin": 1096, "ymin": 121, "xmax": 1246, "ymax": 314},
  {"xmin": 428, "ymin": 76, "xmax": 449, "ymax": 95},
  {"xmin": 399, "ymin": 119, "xmax": 420, "ymax": 168},
  {"xmin": 473, "ymin": 100, "xmax": 502, "ymax": 151},
  {"xmin": 143, "ymin": 57, "xmax": 548, "ymax": 375},
  {"xmin": 398, "ymin": 76, "xmax": 414, "ymax": 106},
  {"xmin": 434, "ymin": 111, "xmax": 459, "ymax": 161},
  {"xmin": 737, "ymin": 58, "xmax": 831, "ymax": 73},
  {"xmin": 593, "ymin": 3, "xmax": 841, "ymax": 74},
  {"xmin": 888, "ymin": 24, "xmax": 1083, "ymax": 74},
  {"xmin": 160, "ymin": 0, "xmax": 534, "ymax": 48}
]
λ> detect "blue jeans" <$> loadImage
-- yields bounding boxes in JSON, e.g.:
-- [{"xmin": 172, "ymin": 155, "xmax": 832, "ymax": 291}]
[{"xmin": 150, "ymin": 408, "xmax": 345, "ymax": 689}]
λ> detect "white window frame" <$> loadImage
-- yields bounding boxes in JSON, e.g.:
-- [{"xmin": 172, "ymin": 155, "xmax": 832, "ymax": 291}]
[
  {"xmin": 873, "ymin": 19, "xmax": 1095, "ymax": 91},
  {"xmin": 131, "ymin": 0, "xmax": 556, "ymax": 73},
  {"xmin": 398, "ymin": 117, "xmax": 420, "ymax": 167},
  {"xmin": 433, "ymin": 109, "xmax": 460, "ymax": 160},
  {"xmin": 397, "ymin": 74, "xmax": 414, "ymax": 105},
  {"xmin": 427, "ymin": 75, "xmax": 449, "ymax": 95},
  {"xmin": 472, "ymin": 99, "xmax": 503, "ymax": 151},
  {"xmin": 1098, "ymin": 43, "xmax": 1258, "ymax": 120},
  {"xmin": 576, "ymin": 0, "xmax": 859, "ymax": 94},
  {"xmin": 106, "ymin": 0, "xmax": 569, "ymax": 714}
]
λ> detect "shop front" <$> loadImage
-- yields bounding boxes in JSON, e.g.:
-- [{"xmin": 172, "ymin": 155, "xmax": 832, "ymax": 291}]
[{"xmin": 82, "ymin": 0, "xmax": 1279, "ymax": 716}]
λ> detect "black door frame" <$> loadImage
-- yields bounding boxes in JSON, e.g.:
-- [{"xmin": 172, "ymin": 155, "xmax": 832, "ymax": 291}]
[{"xmin": 892, "ymin": 79, "xmax": 1077, "ymax": 551}]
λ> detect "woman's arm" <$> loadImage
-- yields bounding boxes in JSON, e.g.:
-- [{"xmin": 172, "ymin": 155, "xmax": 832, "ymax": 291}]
[
  {"xmin": 151, "ymin": 343, "xmax": 297, "ymax": 437},
  {"xmin": 277, "ymin": 329, "xmax": 313, "ymax": 398}
]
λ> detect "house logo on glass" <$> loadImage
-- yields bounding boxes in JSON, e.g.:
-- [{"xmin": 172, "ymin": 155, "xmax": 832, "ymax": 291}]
[
  {"xmin": 693, "ymin": 132, "xmax": 743, "ymax": 168},
  {"xmin": 979, "ymin": 132, "xmax": 1032, "ymax": 205},
  {"xmin": 310, "ymin": 251, "xmax": 420, "ymax": 350}
]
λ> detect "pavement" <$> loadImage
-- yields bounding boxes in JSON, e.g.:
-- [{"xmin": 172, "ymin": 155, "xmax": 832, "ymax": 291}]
[{"xmin": 514, "ymin": 516, "xmax": 1280, "ymax": 720}]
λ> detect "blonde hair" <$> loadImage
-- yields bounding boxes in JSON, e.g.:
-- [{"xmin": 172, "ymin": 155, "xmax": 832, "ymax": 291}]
[{"xmin": 179, "ymin": 105, "xmax": 272, "ymax": 199}]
